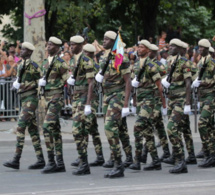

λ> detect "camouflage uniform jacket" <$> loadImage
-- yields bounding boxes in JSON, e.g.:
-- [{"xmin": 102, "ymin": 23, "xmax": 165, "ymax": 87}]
[
  {"xmin": 17, "ymin": 59, "xmax": 40, "ymax": 95},
  {"xmin": 99, "ymin": 50, "xmax": 130, "ymax": 95},
  {"xmin": 134, "ymin": 57, "xmax": 161, "ymax": 101},
  {"xmin": 41, "ymin": 55, "xmax": 69, "ymax": 91},
  {"xmin": 167, "ymin": 55, "xmax": 192, "ymax": 99}
]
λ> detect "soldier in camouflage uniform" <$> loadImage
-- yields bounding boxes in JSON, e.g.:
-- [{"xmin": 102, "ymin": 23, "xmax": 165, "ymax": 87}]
[
  {"xmin": 3, "ymin": 42, "xmax": 45, "ymax": 170},
  {"xmin": 161, "ymin": 38, "xmax": 192, "ymax": 174},
  {"xmin": 39, "ymin": 37, "xmax": 69, "ymax": 174},
  {"xmin": 192, "ymin": 39, "xmax": 215, "ymax": 168},
  {"xmin": 95, "ymin": 31, "xmax": 132, "ymax": 178},
  {"xmin": 67, "ymin": 36, "xmax": 97, "ymax": 175},
  {"xmin": 129, "ymin": 40, "xmax": 166, "ymax": 171}
]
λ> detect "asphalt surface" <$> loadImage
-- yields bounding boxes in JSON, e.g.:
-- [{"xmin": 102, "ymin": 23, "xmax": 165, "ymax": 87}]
[{"xmin": 0, "ymin": 115, "xmax": 215, "ymax": 195}]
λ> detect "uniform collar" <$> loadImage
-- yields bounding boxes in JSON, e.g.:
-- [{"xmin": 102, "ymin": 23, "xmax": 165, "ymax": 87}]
[
  {"xmin": 74, "ymin": 51, "xmax": 83, "ymax": 63},
  {"xmin": 201, "ymin": 54, "xmax": 211, "ymax": 64}
]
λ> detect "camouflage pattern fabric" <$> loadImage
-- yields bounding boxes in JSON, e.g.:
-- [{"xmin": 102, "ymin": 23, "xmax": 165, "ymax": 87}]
[{"xmin": 197, "ymin": 55, "xmax": 215, "ymax": 156}]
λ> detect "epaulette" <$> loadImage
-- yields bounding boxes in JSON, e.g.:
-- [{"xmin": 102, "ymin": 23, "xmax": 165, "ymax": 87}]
[
  {"xmin": 31, "ymin": 61, "xmax": 39, "ymax": 69},
  {"xmin": 156, "ymin": 61, "xmax": 163, "ymax": 66},
  {"xmin": 211, "ymin": 59, "xmax": 215, "ymax": 64},
  {"xmin": 94, "ymin": 63, "xmax": 99, "ymax": 70},
  {"xmin": 181, "ymin": 57, "xmax": 188, "ymax": 62},
  {"xmin": 57, "ymin": 57, "xmax": 64, "ymax": 63},
  {"xmin": 148, "ymin": 63, "xmax": 154, "ymax": 68},
  {"xmin": 82, "ymin": 56, "xmax": 90, "ymax": 62}
]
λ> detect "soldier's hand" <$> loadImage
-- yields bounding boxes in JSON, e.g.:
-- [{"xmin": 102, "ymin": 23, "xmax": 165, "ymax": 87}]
[
  {"xmin": 161, "ymin": 76, "xmax": 170, "ymax": 89},
  {"xmin": 161, "ymin": 107, "xmax": 167, "ymax": 116},
  {"xmin": 184, "ymin": 105, "xmax": 191, "ymax": 115},
  {"xmin": 121, "ymin": 107, "xmax": 130, "ymax": 118},
  {"xmin": 67, "ymin": 75, "xmax": 75, "ymax": 86},
  {"xmin": 131, "ymin": 76, "xmax": 139, "ymax": 88},
  {"xmin": 191, "ymin": 77, "xmax": 201, "ymax": 88},
  {"xmin": 84, "ymin": 105, "xmax": 92, "ymax": 116},
  {"xmin": 13, "ymin": 78, "xmax": 21, "ymax": 90},
  {"xmin": 39, "ymin": 78, "xmax": 46, "ymax": 86},
  {"xmin": 131, "ymin": 106, "xmax": 136, "ymax": 115},
  {"xmin": 197, "ymin": 102, "xmax": 200, "ymax": 111},
  {"xmin": 95, "ymin": 71, "xmax": 104, "ymax": 83}
]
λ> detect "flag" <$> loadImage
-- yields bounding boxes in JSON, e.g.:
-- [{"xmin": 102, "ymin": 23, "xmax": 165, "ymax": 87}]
[{"xmin": 111, "ymin": 32, "xmax": 124, "ymax": 72}]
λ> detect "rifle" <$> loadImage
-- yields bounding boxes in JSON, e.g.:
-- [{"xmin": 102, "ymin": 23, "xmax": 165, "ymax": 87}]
[
  {"xmin": 193, "ymin": 57, "xmax": 207, "ymax": 133},
  {"xmin": 136, "ymin": 57, "xmax": 148, "ymax": 82},
  {"xmin": 163, "ymin": 54, "xmax": 179, "ymax": 96},
  {"xmin": 18, "ymin": 60, "xmax": 26, "ymax": 83}
]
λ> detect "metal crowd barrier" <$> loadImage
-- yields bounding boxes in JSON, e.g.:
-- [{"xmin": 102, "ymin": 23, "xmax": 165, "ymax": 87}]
[{"xmin": 0, "ymin": 78, "xmax": 20, "ymax": 119}]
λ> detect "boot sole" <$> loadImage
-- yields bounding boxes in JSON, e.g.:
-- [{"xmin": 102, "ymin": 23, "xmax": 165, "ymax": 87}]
[
  {"xmin": 109, "ymin": 173, "xmax": 124, "ymax": 178},
  {"xmin": 3, "ymin": 164, "xmax": 19, "ymax": 170},
  {"xmin": 28, "ymin": 165, "xmax": 45, "ymax": 170},
  {"xmin": 169, "ymin": 168, "xmax": 188, "ymax": 174},
  {"xmin": 143, "ymin": 167, "xmax": 162, "ymax": 171},
  {"xmin": 128, "ymin": 167, "xmax": 141, "ymax": 170},
  {"xmin": 89, "ymin": 162, "xmax": 104, "ymax": 167},
  {"xmin": 72, "ymin": 171, "xmax": 91, "ymax": 175}
]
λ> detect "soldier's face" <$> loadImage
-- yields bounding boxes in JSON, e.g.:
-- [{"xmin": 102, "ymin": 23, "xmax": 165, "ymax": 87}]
[
  {"xmin": 20, "ymin": 47, "xmax": 31, "ymax": 59},
  {"xmin": 138, "ymin": 44, "xmax": 149, "ymax": 57},
  {"xmin": 169, "ymin": 44, "xmax": 179, "ymax": 56},
  {"xmin": 47, "ymin": 42, "xmax": 59, "ymax": 56},
  {"xmin": 70, "ymin": 42, "xmax": 82, "ymax": 54},
  {"xmin": 149, "ymin": 50, "xmax": 157, "ymax": 59},
  {"xmin": 84, "ymin": 50, "xmax": 94, "ymax": 59},
  {"xmin": 103, "ymin": 36, "xmax": 114, "ymax": 50},
  {"xmin": 199, "ymin": 46, "xmax": 208, "ymax": 57}
]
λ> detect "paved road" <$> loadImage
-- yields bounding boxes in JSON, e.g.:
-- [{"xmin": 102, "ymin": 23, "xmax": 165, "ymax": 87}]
[{"xmin": 1, "ymin": 115, "xmax": 215, "ymax": 195}]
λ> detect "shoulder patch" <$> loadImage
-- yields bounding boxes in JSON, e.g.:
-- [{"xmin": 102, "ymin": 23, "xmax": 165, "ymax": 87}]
[
  {"xmin": 57, "ymin": 57, "xmax": 64, "ymax": 63},
  {"xmin": 181, "ymin": 57, "xmax": 188, "ymax": 62},
  {"xmin": 156, "ymin": 61, "xmax": 162, "ymax": 66},
  {"xmin": 94, "ymin": 63, "xmax": 99, "ymax": 70},
  {"xmin": 211, "ymin": 59, "xmax": 215, "ymax": 64},
  {"xmin": 31, "ymin": 61, "xmax": 39, "ymax": 69},
  {"xmin": 148, "ymin": 63, "xmax": 154, "ymax": 68},
  {"xmin": 82, "ymin": 56, "xmax": 90, "ymax": 62}
]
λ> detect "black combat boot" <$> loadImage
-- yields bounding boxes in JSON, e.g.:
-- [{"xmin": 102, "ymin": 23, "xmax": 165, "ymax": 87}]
[
  {"xmin": 41, "ymin": 151, "xmax": 57, "ymax": 174},
  {"xmin": 129, "ymin": 156, "xmax": 141, "ymax": 170},
  {"xmin": 55, "ymin": 155, "xmax": 66, "ymax": 172},
  {"xmin": 123, "ymin": 153, "xmax": 133, "ymax": 168},
  {"xmin": 3, "ymin": 153, "xmax": 21, "ymax": 169},
  {"xmin": 140, "ymin": 145, "xmax": 148, "ymax": 163},
  {"xmin": 185, "ymin": 152, "xmax": 197, "ymax": 165},
  {"xmin": 195, "ymin": 149, "xmax": 204, "ymax": 159},
  {"xmin": 72, "ymin": 156, "xmax": 90, "ymax": 175},
  {"xmin": 159, "ymin": 146, "xmax": 171, "ymax": 162},
  {"xmin": 89, "ymin": 154, "xmax": 105, "ymax": 166},
  {"xmin": 163, "ymin": 155, "xmax": 175, "ymax": 165},
  {"xmin": 169, "ymin": 160, "xmax": 188, "ymax": 174},
  {"xmin": 71, "ymin": 157, "xmax": 80, "ymax": 167},
  {"xmin": 198, "ymin": 153, "xmax": 215, "ymax": 168},
  {"xmin": 143, "ymin": 156, "xmax": 162, "ymax": 171},
  {"xmin": 103, "ymin": 156, "xmax": 114, "ymax": 168},
  {"xmin": 104, "ymin": 157, "xmax": 124, "ymax": 178},
  {"xmin": 28, "ymin": 154, "xmax": 45, "ymax": 169}
]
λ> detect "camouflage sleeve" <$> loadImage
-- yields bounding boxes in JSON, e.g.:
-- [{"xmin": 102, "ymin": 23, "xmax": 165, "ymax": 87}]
[
  {"xmin": 159, "ymin": 64, "xmax": 167, "ymax": 78},
  {"xmin": 120, "ymin": 61, "xmax": 130, "ymax": 75},
  {"xmin": 58, "ymin": 61, "xmax": 70, "ymax": 82},
  {"xmin": 85, "ymin": 58, "xmax": 95, "ymax": 79},
  {"xmin": 16, "ymin": 63, "xmax": 21, "ymax": 77},
  {"xmin": 149, "ymin": 64, "xmax": 161, "ymax": 82},
  {"xmin": 182, "ymin": 61, "xmax": 192, "ymax": 80}
]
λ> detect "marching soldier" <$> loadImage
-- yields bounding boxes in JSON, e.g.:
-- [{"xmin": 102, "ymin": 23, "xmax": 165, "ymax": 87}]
[
  {"xmin": 3, "ymin": 42, "xmax": 45, "ymax": 170},
  {"xmin": 192, "ymin": 39, "xmax": 215, "ymax": 168},
  {"xmin": 67, "ymin": 36, "xmax": 96, "ymax": 175},
  {"xmin": 209, "ymin": 47, "xmax": 215, "ymax": 59},
  {"xmin": 129, "ymin": 40, "xmax": 166, "ymax": 171},
  {"xmin": 95, "ymin": 30, "xmax": 132, "ymax": 178},
  {"xmin": 39, "ymin": 37, "xmax": 69, "ymax": 174},
  {"xmin": 161, "ymin": 38, "xmax": 192, "ymax": 174}
]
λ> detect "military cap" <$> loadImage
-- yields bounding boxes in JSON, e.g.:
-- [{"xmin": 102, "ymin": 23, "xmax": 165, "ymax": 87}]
[
  {"xmin": 49, "ymin": 36, "xmax": 62, "ymax": 45},
  {"xmin": 198, "ymin": 39, "xmax": 211, "ymax": 48},
  {"xmin": 169, "ymin": 38, "xmax": 183, "ymax": 47},
  {"xmin": 139, "ymin": 39, "xmax": 151, "ymax": 49},
  {"xmin": 70, "ymin": 35, "xmax": 84, "ymax": 43},
  {"xmin": 104, "ymin": 31, "xmax": 117, "ymax": 40},
  {"xmin": 181, "ymin": 41, "xmax": 188, "ymax": 49},
  {"xmin": 22, "ymin": 42, "xmax": 35, "ymax": 51},
  {"xmin": 149, "ymin": 44, "xmax": 159, "ymax": 51},
  {"xmin": 83, "ymin": 43, "xmax": 96, "ymax": 53},
  {"xmin": 209, "ymin": 46, "xmax": 215, "ymax": 53}
]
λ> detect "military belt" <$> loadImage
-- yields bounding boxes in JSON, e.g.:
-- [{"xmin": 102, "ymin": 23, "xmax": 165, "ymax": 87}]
[
  {"xmin": 74, "ymin": 85, "xmax": 88, "ymax": 91},
  {"xmin": 20, "ymin": 90, "xmax": 37, "ymax": 99},
  {"xmin": 44, "ymin": 89, "xmax": 63, "ymax": 96},
  {"xmin": 103, "ymin": 85, "xmax": 125, "ymax": 94}
]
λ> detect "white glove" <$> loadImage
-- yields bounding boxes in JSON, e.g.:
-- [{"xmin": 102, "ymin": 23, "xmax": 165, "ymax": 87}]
[
  {"xmin": 197, "ymin": 102, "xmax": 200, "ymax": 111},
  {"xmin": 121, "ymin": 107, "xmax": 130, "ymax": 118},
  {"xmin": 161, "ymin": 107, "xmax": 167, "ymax": 116},
  {"xmin": 130, "ymin": 99, "xmax": 134, "ymax": 105},
  {"xmin": 13, "ymin": 78, "xmax": 20, "ymax": 90},
  {"xmin": 131, "ymin": 106, "xmax": 136, "ymax": 114},
  {"xmin": 184, "ymin": 105, "xmax": 191, "ymax": 115},
  {"xmin": 192, "ymin": 77, "xmax": 201, "ymax": 88},
  {"xmin": 67, "ymin": 76, "xmax": 75, "ymax": 86},
  {"xmin": 95, "ymin": 71, "xmax": 104, "ymax": 83},
  {"xmin": 131, "ymin": 77, "xmax": 139, "ymax": 88},
  {"xmin": 161, "ymin": 76, "xmax": 170, "ymax": 89},
  {"xmin": 84, "ymin": 105, "xmax": 92, "ymax": 116},
  {"xmin": 39, "ymin": 78, "xmax": 46, "ymax": 86}
]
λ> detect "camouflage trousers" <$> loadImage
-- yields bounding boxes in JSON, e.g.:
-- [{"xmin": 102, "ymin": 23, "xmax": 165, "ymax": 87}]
[
  {"xmin": 84, "ymin": 99, "xmax": 103, "ymax": 156},
  {"xmin": 198, "ymin": 96, "xmax": 215, "ymax": 156},
  {"xmin": 134, "ymin": 98, "xmax": 159, "ymax": 159},
  {"xmin": 153, "ymin": 98, "xmax": 169, "ymax": 150},
  {"xmin": 16, "ymin": 94, "xmax": 43, "ymax": 157},
  {"xmin": 103, "ymin": 91, "xmax": 128, "ymax": 159},
  {"xmin": 43, "ymin": 95, "xmax": 64, "ymax": 155},
  {"xmin": 167, "ymin": 98, "xmax": 186, "ymax": 162},
  {"xmin": 72, "ymin": 96, "xmax": 96, "ymax": 158}
]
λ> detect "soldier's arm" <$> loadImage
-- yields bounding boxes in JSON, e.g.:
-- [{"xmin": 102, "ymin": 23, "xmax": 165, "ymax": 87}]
[
  {"xmin": 59, "ymin": 62, "xmax": 70, "ymax": 82},
  {"xmin": 185, "ymin": 77, "xmax": 192, "ymax": 105},
  {"xmin": 86, "ymin": 58, "xmax": 95, "ymax": 105},
  {"xmin": 123, "ymin": 73, "xmax": 131, "ymax": 107},
  {"xmin": 86, "ymin": 78, "xmax": 94, "ymax": 105},
  {"xmin": 155, "ymin": 79, "xmax": 166, "ymax": 108}
]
